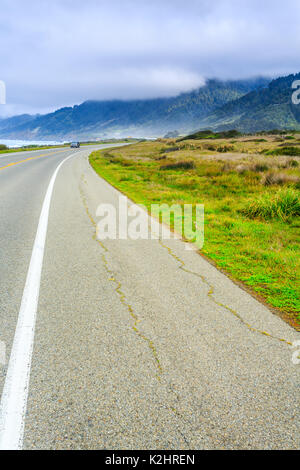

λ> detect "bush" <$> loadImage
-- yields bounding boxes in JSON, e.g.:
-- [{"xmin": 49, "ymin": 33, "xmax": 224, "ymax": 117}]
[
  {"xmin": 235, "ymin": 161, "xmax": 270, "ymax": 173},
  {"xmin": 180, "ymin": 129, "xmax": 241, "ymax": 141},
  {"xmin": 103, "ymin": 151, "xmax": 114, "ymax": 158},
  {"xmin": 278, "ymin": 142, "xmax": 300, "ymax": 147},
  {"xmin": 224, "ymin": 158, "xmax": 299, "ymax": 176},
  {"xmin": 236, "ymin": 164, "xmax": 249, "ymax": 174},
  {"xmin": 217, "ymin": 145, "xmax": 234, "ymax": 153},
  {"xmin": 155, "ymin": 155, "xmax": 167, "ymax": 161},
  {"xmin": 265, "ymin": 146, "xmax": 300, "ymax": 156},
  {"xmin": 202, "ymin": 143, "xmax": 217, "ymax": 151},
  {"xmin": 277, "ymin": 158, "xmax": 299, "ymax": 169},
  {"xmin": 242, "ymin": 188, "xmax": 300, "ymax": 221},
  {"xmin": 252, "ymin": 162, "xmax": 269, "ymax": 172},
  {"xmin": 262, "ymin": 172, "xmax": 300, "ymax": 186},
  {"xmin": 160, "ymin": 146, "xmax": 180, "ymax": 154},
  {"xmin": 160, "ymin": 160, "xmax": 196, "ymax": 170},
  {"xmin": 0, "ymin": 144, "xmax": 8, "ymax": 151}
]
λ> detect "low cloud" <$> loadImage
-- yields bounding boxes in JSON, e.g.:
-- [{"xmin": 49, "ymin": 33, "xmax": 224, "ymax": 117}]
[{"xmin": 1, "ymin": 0, "xmax": 300, "ymax": 116}]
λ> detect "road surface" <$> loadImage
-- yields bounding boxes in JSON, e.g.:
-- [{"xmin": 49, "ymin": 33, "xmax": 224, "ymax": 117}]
[{"xmin": 0, "ymin": 145, "xmax": 299, "ymax": 449}]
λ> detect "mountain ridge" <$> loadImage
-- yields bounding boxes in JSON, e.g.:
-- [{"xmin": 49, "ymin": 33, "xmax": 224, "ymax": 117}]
[
  {"xmin": 0, "ymin": 78, "xmax": 269, "ymax": 140},
  {"xmin": 197, "ymin": 73, "xmax": 300, "ymax": 133}
]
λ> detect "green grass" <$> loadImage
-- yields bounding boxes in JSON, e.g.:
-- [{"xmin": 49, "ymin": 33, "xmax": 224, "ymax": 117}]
[
  {"xmin": 89, "ymin": 140, "xmax": 300, "ymax": 326},
  {"xmin": 242, "ymin": 188, "xmax": 300, "ymax": 221},
  {"xmin": 180, "ymin": 129, "xmax": 241, "ymax": 140},
  {"xmin": 264, "ymin": 146, "xmax": 300, "ymax": 156}
]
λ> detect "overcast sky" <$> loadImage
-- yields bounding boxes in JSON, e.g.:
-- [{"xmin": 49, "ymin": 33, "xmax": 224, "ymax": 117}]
[{"xmin": 1, "ymin": 0, "xmax": 300, "ymax": 116}]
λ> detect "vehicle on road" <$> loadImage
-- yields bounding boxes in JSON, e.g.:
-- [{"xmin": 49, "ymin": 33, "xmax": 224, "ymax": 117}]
[{"xmin": 70, "ymin": 141, "xmax": 80, "ymax": 148}]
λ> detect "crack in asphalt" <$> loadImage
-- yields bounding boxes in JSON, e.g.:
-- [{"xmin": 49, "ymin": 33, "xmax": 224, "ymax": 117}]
[
  {"xmin": 78, "ymin": 170, "xmax": 291, "ymax": 448},
  {"xmin": 79, "ymin": 178, "xmax": 163, "ymax": 379},
  {"xmin": 158, "ymin": 239, "xmax": 293, "ymax": 347},
  {"xmin": 79, "ymin": 176, "xmax": 197, "ymax": 445}
]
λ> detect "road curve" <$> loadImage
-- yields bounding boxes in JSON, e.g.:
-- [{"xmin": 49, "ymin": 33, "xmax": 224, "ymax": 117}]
[{"xmin": 0, "ymin": 145, "xmax": 299, "ymax": 450}]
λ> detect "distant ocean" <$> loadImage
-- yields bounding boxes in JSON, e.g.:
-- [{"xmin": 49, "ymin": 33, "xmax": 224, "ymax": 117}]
[{"xmin": 0, "ymin": 139, "xmax": 65, "ymax": 148}]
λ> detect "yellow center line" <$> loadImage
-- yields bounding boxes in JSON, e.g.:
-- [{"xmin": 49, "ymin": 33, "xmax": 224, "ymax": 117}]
[{"xmin": 0, "ymin": 149, "xmax": 69, "ymax": 171}]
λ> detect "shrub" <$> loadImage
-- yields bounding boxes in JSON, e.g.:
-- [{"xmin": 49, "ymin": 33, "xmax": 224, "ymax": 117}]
[
  {"xmin": 235, "ymin": 161, "xmax": 270, "ymax": 173},
  {"xmin": 103, "ymin": 151, "xmax": 114, "ymax": 158},
  {"xmin": 262, "ymin": 172, "xmax": 300, "ymax": 186},
  {"xmin": 202, "ymin": 143, "xmax": 217, "ymax": 151},
  {"xmin": 160, "ymin": 160, "xmax": 196, "ymax": 170},
  {"xmin": 278, "ymin": 142, "xmax": 300, "ymax": 147},
  {"xmin": 217, "ymin": 145, "xmax": 234, "ymax": 153},
  {"xmin": 160, "ymin": 146, "xmax": 180, "ymax": 154},
  {"xmin": 155, "ymin": 155, "xmax": 167, "ymax": 161},
  {"xmin": 105, "ymin": 155, "xmax": 131, "ymax": 166},
  {"xmin": 180, "ymin": 129, "xmax": 241, "ymax": 141},
  {"xmin": 242, "ymin": 188, "xmax": 300, "ymax": 221},
  {"xmin": 265, "ymin": 146, "xmax": 300, "ymax": 156},
  {"xmin": 277, "ymin": 158, "xmax": 300, "ymax": 169},
  {"xmin": 236, "ymin": 164, "xmax": 249, "ymax": 174},
  {"xmin": 252, "ymin": 162, "xmax": 269, "ymax": 172},
  {"xmin": 222, "ymin": 162, "xmax": 234, "ymax": 172}
]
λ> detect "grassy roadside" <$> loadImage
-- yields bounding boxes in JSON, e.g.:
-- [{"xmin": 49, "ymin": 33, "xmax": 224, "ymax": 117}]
[{"xmin": 89, "ymin": 138, "xmax": 300, "ymax": 328}]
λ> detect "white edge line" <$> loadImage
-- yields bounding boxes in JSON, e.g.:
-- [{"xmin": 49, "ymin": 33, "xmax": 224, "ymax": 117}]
[{"xmin": 0, "ymin": 151, "xmax": 79, "ymax": 450}]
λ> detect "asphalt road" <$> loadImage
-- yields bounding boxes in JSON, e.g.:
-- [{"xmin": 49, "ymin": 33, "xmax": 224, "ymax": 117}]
[{"xmin": 0, "ymin": 145, "xmax": 299, "ymax": 450}]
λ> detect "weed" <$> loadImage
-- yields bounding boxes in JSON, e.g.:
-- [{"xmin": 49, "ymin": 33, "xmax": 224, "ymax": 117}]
[
  {"xmin": 262, "ymin": 172, "xmax": 300, "ymax": 186},
  {"xmin": 242, "ymin": 188, "xmax": 300, "ymax": 221},
  {"xmin": 265, "ymin": 147, "xmax": 300, "ymax": 156},
  {"xmin": 160, "ymin": 160, "xmax": 196, "ymax": 170}
]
